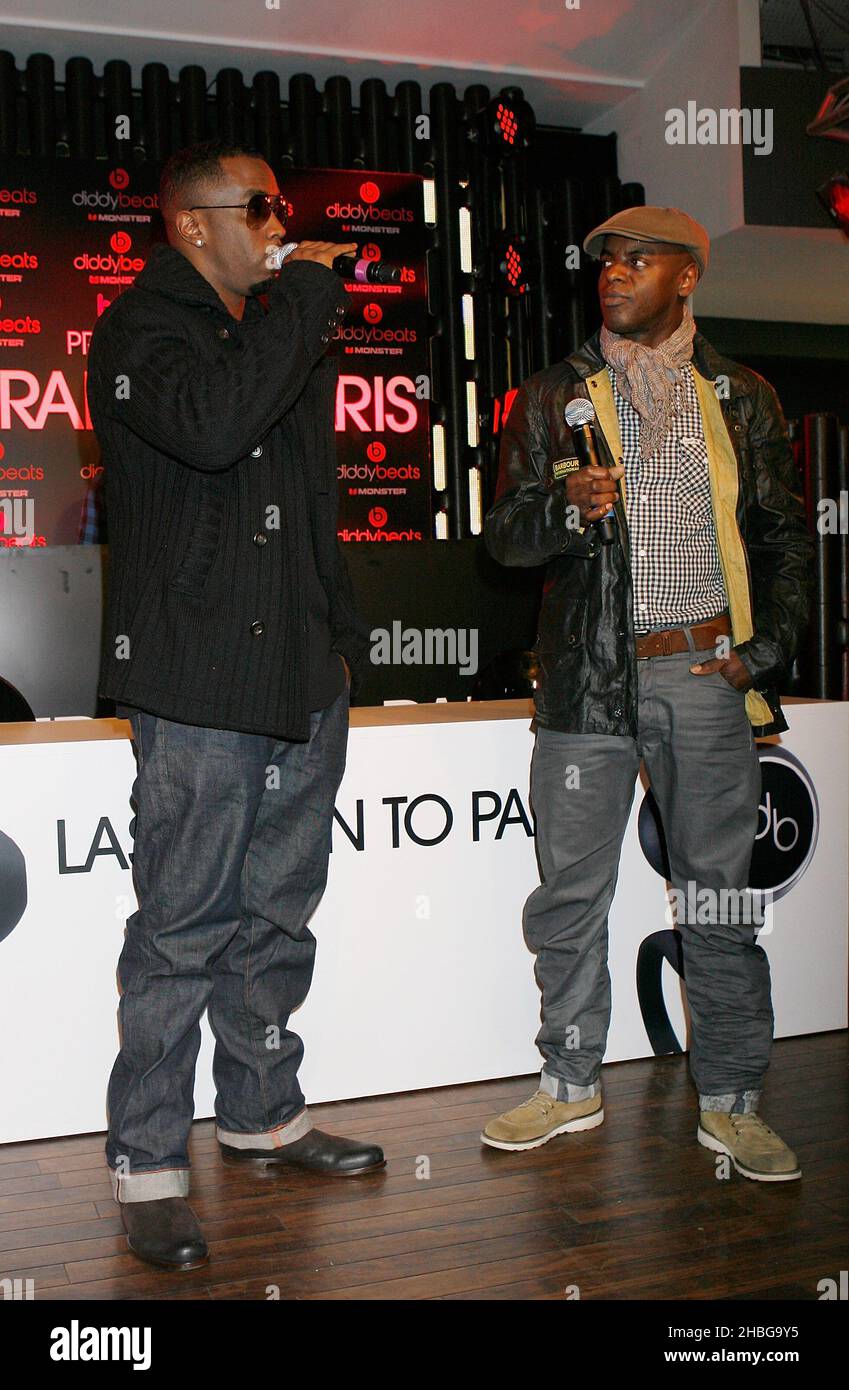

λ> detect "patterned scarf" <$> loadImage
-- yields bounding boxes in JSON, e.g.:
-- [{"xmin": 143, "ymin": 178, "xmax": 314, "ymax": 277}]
[{"xmin": 600, "ymin": 304, "xmax": 697, "ymax": 461}]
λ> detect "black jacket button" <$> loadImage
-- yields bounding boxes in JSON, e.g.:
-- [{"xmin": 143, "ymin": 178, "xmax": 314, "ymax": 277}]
[
  {"xmin": 251, "ymin": 444, "xmax": 263, "ymax": 457},
  {"xmin": 253, "ymin": 532, "xmax": 267, "ymax": 547},
  {"xmin": 319, "ymin": 332, "xmax": 329, "ymax": 344},
  {"xmin": 250, "ymin": 620, "xmax": 265, "ymax": 635},
  {"xmin": 217, "ymin": 327, "xmax": 230, "ymax": 340}
]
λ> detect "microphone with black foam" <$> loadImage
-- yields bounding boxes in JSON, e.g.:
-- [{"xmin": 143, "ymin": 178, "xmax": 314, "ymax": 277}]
[
  {"xmin": 563, "ymin": 398, "xmax": 617, "ymax": 546},
  {"xmin": 266, "ymin": 241, "xmax": 401, "ymax": 284}
]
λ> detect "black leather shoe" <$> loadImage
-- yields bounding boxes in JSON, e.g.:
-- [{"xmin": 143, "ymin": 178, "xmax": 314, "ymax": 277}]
[
  {"xmin": 220, "ymin": 1127, "xmax": 385, "ymax": 1176},
  {"xmin": 121, "ymin": 1197, "xmax": 209, "ymax": 1270}
]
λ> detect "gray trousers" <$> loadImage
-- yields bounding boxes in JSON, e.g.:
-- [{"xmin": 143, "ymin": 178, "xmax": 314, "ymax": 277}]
[{"xmin": 525, "ymin": 646, "xmax": 768, "ymax": 1115}]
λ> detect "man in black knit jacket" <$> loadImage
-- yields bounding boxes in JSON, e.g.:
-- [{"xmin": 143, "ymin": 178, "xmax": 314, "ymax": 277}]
[{"xmin": 88, "ymin": 142, "xmax": 384, "ymax": 1272}]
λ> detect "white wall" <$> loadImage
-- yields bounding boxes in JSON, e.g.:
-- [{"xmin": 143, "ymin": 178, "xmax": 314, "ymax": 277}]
[{"xmin": 584, "ymin": 0, "xmax": 747, "ymax": 242}]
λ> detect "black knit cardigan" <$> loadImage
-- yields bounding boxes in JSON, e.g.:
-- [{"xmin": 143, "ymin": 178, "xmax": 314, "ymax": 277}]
[{"xmin": 88, "ymin": 243, "xmax": 371, "ymax": 741}]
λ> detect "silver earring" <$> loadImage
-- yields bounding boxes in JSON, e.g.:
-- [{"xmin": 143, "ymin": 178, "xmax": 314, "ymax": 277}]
[{"xmin": 196, "ymin": 239, "xmax": 204, "ymax": 246}]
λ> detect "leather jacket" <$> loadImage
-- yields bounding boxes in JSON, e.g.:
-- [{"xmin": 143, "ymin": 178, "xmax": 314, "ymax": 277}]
[{"xmin": 483, "ymin": 328, "xmax": 814, "ymax": 738}]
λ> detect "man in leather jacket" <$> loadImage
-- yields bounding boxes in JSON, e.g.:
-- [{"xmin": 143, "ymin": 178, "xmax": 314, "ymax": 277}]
[{"xmin": 482, "ymin": 206, "xmax": 813, "ymax": 1181}]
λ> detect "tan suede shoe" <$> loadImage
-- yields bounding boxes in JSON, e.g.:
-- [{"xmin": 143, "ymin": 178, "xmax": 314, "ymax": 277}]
[
  {"xmin": 481, "ymin": 1089, "xmax": 604, "ymax": 1151},
  {"xmin": 698, "ymin": 1110, "xmax": 801, "ymax": 1182}
]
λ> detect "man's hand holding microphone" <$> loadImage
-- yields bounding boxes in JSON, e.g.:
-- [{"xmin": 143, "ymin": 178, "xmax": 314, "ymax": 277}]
[
  {"xmin": 566, "ymin": 461, "xmax": 625, "ymax": 528},
  {"xmin": 561, "ymin": 399, "xmax": 623, "ymax": 545},
  {"xmin": 275, "ymin": 240, "xmax": 358, "ymax": 270}
]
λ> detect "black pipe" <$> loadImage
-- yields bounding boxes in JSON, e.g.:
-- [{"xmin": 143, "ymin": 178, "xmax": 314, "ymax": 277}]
[
  {"xmin": 216, "ymin": 69, "xmax": 245, "ymax": 146},
  {"xmin": 103, "ymin": 60, "xmax": 133, "ymax": 163},
  {"xmin": 431, "ymin": 83, "xmax": 470, "ymax": 537},
  {"xmin": 0, "ymin": 51, "xmax": 18, "ymax": 156},
  {"xmin": 26, "ymin": 53, "xmax": 56, "ymax": 156},
  {"xmin": 66, "ymin": 57, "xmax": 96, "ymax": 159},
  {"xmin": 178, "ymin": 66, "xmax": 207, "ymax": 148},
  {"xmin": 325, "ymin": 75, "xmax": 354, "ymax": 169},
  {"xmin": 360, "ymin": 78, "xmax": 388, "ymax": 170},
  {"xmin": 562, "ymin": 177, "xmax": 586, "ymax": 354},
  {"xmin": 805, "ymin": 413, "xmax": 840, "ymax": 697},
  {"xmin": 502, "ymin": 156, "xmax": 529, "ymax": 385},
  {"xmin": 289, "ymin": 73, "xmax": 318, "ymax": 166},
  {"xmin": 464, "ymin": 84, "xmax": 500, "ymax": 514},
  {"xmin": 620, "ymin": 181, "xmax": 645, "ymax": 208},
  {"xmin": 395, "ymin": 81, "xmax": 426, "ymax": 174},
  {"xmin": 253, "ymin": 71, "xmax": 281, "ymax": 167},
  {"xmin": 141, "ymin": 63, "xmax": 171, "ymax": 163}
]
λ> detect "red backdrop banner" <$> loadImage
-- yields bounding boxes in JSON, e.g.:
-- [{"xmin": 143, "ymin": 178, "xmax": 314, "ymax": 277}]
[{"xmin": 0, "ymin": 157, "xmax": 430, "ymax": 547}]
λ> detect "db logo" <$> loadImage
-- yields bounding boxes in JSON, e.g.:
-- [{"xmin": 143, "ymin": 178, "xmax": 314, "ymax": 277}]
[
  {"xmin": 360, "ymin": 181, "xmax": 380, "ymax": 203},
  {"xmin": 109, "ymin": 168, "xmax": 130, "ymax": 190},
  {"xmin": 0, "ymin": 829, "xmax": 27, "ymax": 945},
  {"xmin": 750, "ymin": 748, "xmax": 819, "ymax": 899},
  {"xmin": 756, "ymin": 791, "xmax": 799, "ymax": 851},
  {"xmin": 363, "ymin": 303, "xmax": 382, "ymax": 324},
  {"xmin": 368, "ymin": 506, "xmax": 388, "ymax": 527},
  {"xmin": 366, "ymin": 442, "xmax": 386, "ymax": 463},
  {"xmin": 362, "ymin": 242, "xmax": 381, "ymax": 263},
  {"xmin": 110, "ymin": 231, "xmax": 131, "ymax": 254}
]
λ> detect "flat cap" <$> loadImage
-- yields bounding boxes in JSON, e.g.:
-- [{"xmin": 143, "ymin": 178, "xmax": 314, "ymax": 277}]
[{"xmin": 582, "ymin": 205, "xmax": 709, "ymax": 275}]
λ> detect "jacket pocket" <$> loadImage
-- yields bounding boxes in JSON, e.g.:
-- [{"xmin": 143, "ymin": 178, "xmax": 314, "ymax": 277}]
[
  {"xmin": 168, "ymin": 476, "xmax": 228, "ymax": 598},
  {"xmin": 675, "ymin": 436, "xmax": 713, "ymax": 520},
  {"xmin": 536, "ymin": 600, "xmax": 588, "ymax": 658}
]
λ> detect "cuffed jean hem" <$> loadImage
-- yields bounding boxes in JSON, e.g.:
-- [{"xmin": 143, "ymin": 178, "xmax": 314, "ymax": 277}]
[
  {"xmin": 699, "ymin": 1089, "xmax": 762, "ymax": 1115},
  {"xmin": 109, "ymin": 1166, "xmax": 190, "ymax": 1203},
  {"xmin": 540, "ymin": 1069, "xmax": 601, "ymax": 1104},
  {"xmin": 216, "ymin": 1106, "xmax": 313, "ymax": 1150}
]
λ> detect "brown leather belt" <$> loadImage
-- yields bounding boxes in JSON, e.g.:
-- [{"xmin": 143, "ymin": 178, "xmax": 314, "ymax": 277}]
[{"xmin": 634, "ymin": 612, "xmax": 731, "ymax": 659}]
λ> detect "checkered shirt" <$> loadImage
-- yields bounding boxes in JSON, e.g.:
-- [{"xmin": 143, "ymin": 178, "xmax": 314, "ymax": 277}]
[{"xmin": 609, "ymin": 361, "xmax": 728, "ymax": 631}]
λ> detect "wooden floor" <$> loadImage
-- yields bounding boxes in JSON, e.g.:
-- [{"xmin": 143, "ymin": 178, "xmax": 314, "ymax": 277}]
[{"xmin": 0, "ymin": 1032, "xmax": 845, "ymax": 1301}]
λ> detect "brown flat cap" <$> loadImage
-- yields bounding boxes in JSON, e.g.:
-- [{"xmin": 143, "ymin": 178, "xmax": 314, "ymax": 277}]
[{"xmin": 583, "ymin": 205, "xmax": 709, "ymax": 275}]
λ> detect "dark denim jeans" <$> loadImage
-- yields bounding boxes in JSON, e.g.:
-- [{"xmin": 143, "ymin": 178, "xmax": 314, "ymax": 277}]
[
  {"xmin": 107, "ymin": 686, "xmax": 349, "ymax": 1201},
  {"xmin": 525, "ymin": 643, "xmax": 767, "ymax": 1116}
]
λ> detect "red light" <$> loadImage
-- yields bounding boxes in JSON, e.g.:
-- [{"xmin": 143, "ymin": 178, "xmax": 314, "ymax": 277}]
[
  {"xmin": 500, "ymin": 388, "xmax": 519, "ymax": 430},
  {"xmin": 505, "ymin": 244, "xmax": 523, "ymax": 285},
  {"xmin": 817, "ymin": 173, "xmax": 849, "ymax": 236},
  {"xmin": 496, "ymin": 103, "xmax": 519, "ymax": 146},
  {"xmin": 830, "ymin": 185, "xmax": 849, "ymax": 224}
]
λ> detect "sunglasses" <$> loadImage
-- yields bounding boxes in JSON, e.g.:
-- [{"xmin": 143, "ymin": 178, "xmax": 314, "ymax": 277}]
[{"xmin": 189, "ymin": 192, "xmax": 289, "ymax": 229}]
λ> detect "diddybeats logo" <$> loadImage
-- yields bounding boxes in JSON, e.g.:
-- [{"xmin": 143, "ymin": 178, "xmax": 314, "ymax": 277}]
[
  {"xmin": 0, "ymin": 251, "xmax": 38, "ymax": 271},
  {"xmin": 326, "ymin": 181, "xmax": 413, "ymax": 223},
  {"xmin": 72, "ymin": 167, "xmax": 157, "ymax": 212},
  {"xmin": 0, "ymin": 188, "xmax": 36, "ymax": 206},
  {"xmin": 73, "ymin": 230, "xmax": 144, "ymax": 276}
]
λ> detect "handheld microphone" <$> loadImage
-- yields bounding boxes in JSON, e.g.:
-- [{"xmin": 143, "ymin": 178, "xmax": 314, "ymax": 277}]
[
  {"xmin": 564, "ymin": 398, "xmax": 617, "ymax": 546},
  {"xmin": 266, "ymin": 241, "xmax": 401, "ymax": 284}
]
